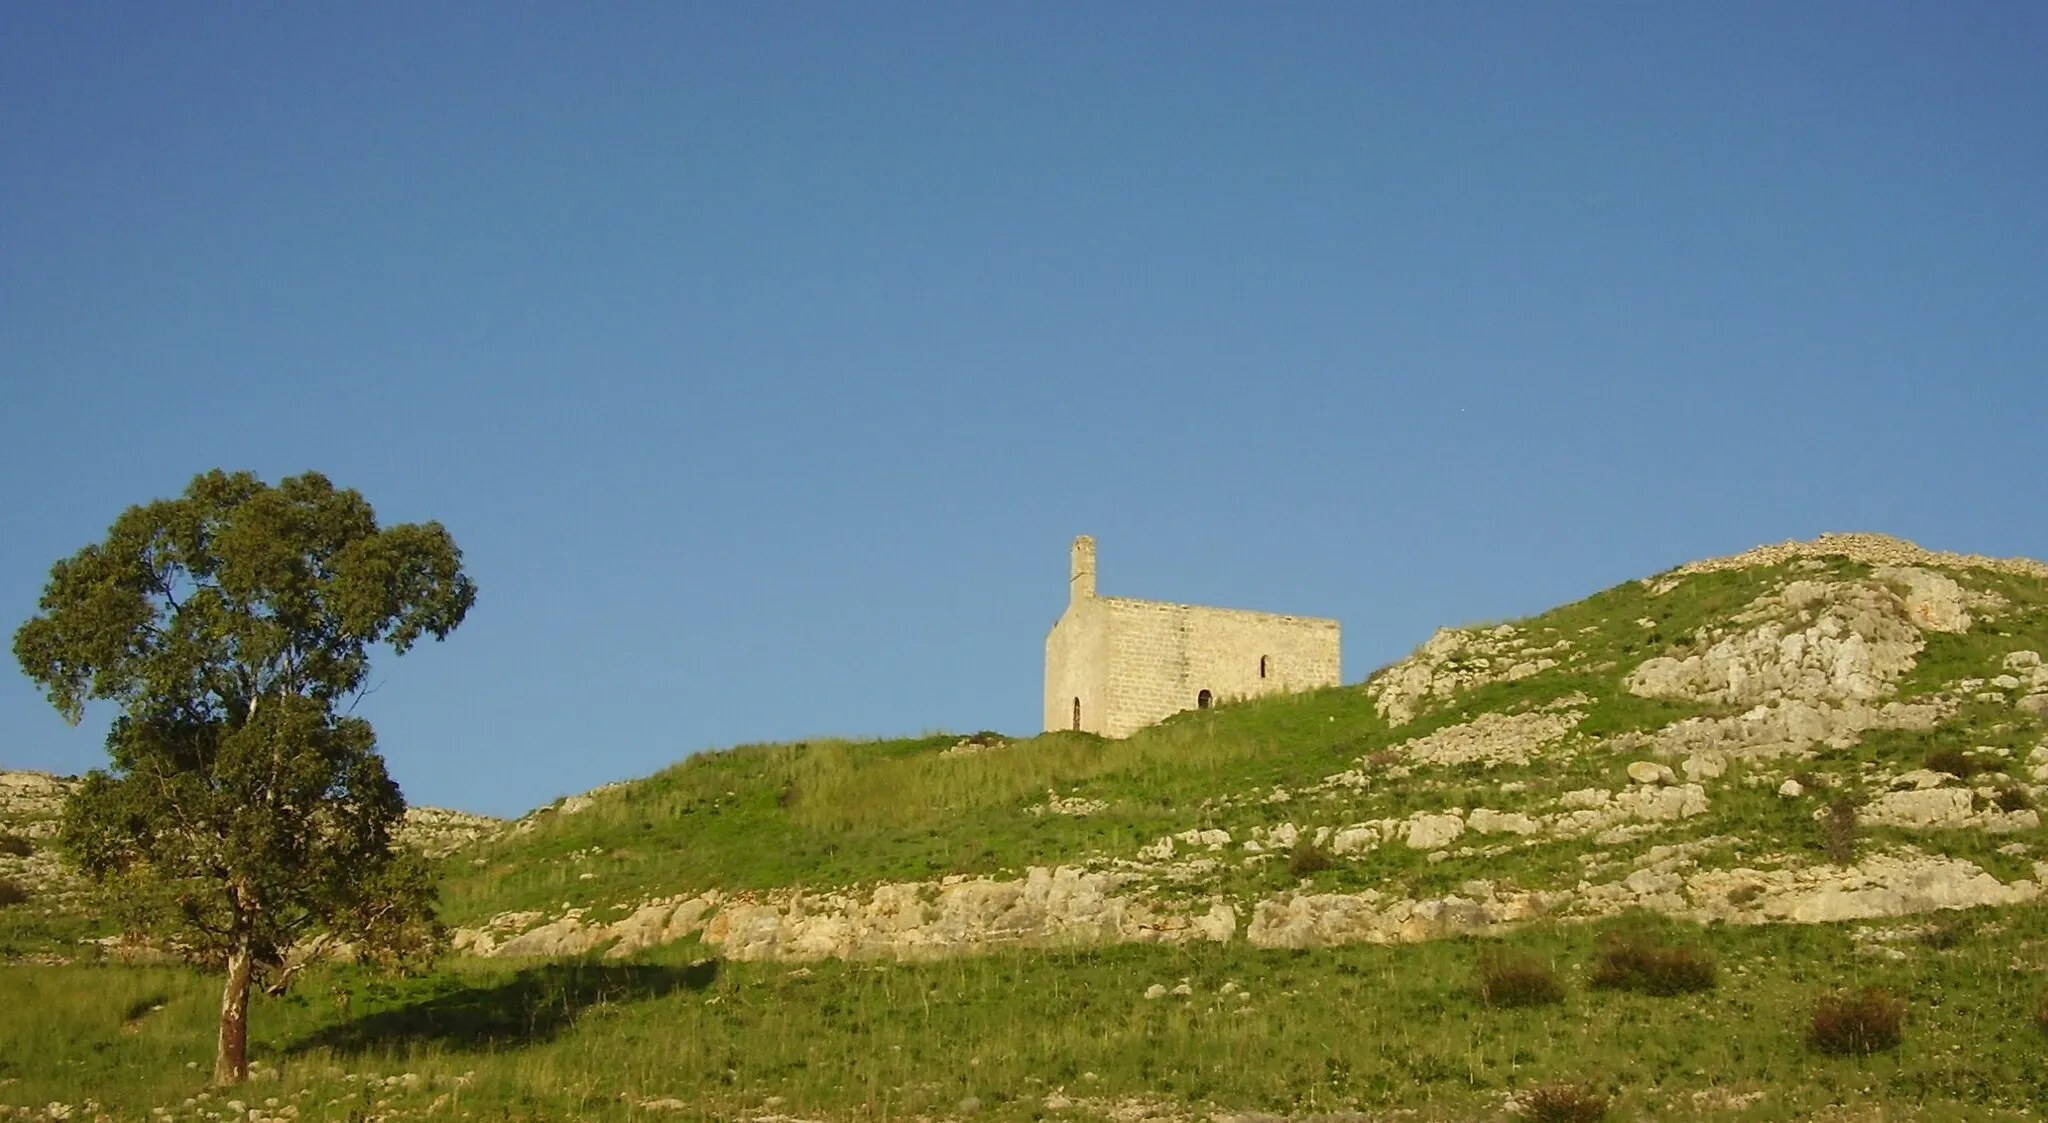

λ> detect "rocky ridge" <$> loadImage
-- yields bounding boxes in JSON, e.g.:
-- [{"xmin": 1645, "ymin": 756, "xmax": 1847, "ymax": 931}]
[{"xmin": 447, "ymin": 536, "xmax": 2048, "ymax": 964}]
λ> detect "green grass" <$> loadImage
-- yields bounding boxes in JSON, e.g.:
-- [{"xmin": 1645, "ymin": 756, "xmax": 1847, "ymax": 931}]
[
  {"xmin": 4, "ymin": 903, "xmax": 2047, "ymax": 1121},
  {"xmin": 10, "ymin": 549, "xmax": 2048, "ymax": 1120},
  {"xmin": 414, "ymin": 554, "xmax": 2048, "ymax": 936}
]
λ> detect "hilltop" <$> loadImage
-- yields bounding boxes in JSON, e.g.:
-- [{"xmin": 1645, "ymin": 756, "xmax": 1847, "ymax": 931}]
[
  {"xmin": 410, "ymin": 532, "xmax": 2045, "ymax": 965},
  {"xmin": 4, "ymin": 531, "xmax": 2047, "ymax": 1123}
]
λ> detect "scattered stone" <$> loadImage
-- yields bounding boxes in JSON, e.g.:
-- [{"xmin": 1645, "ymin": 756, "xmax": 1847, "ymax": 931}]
[
  {"xmin": 1780, "ymin": 780, "xmax": 1805, "ymax": 798},
  {"xmin": 1403, "ymin": 813, "xmax": 1464, "ymax": 851},
  {"xmin": 1627, "ymin": 761, "xmax": 1675, "ymax": 785}
]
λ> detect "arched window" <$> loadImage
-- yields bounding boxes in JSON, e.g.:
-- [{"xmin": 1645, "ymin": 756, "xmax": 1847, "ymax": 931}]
[
  {"xmin": 1258, "ymin": 655, "xmax": 1270, "ymax": 679},
  {"xmin": 1197, "ymin": 689, "xmax": 1213, "ymax": 710},
  {"xmin": 1072, "ymin": 697, "xmax": 1082, "ymax": 731}
]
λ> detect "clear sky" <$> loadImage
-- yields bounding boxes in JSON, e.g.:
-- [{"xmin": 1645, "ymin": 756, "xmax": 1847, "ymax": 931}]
[{"xmin": 4, "ymin": 4, "xmax": 2044, "ymax": 817}]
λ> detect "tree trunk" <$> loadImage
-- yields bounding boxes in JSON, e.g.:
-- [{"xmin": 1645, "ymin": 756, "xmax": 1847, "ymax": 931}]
[{"xmin": 214, "ymin": 937, "xmax": 254, "ymax": 1085}]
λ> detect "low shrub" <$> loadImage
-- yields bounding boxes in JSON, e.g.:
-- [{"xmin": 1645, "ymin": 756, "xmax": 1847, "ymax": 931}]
[
  {"xmin": 1808, "ymin": 988, "xmax": 1905, "ymax": 1055},
  {"xmin": 1993, "ymin": 785, "xmax": 2033, "ymax": 813},
  {"xmin": 1288, "ymin": 839, "xmax": 1336, "ymax": 877},
  {"xmin": 1477, "ymin": 950, "xmax": 1565, "ymax": 1008},
  {"xmin": 1518, "ymin": 1082, "xmax": 1608, "ymax": 1123},
  {"xmin": 1922, "ymin": 747, "xmax": 1982, "ymax": 779},
  {"xmin": 2036, "ymin": 989, "xmax": 2048, "ymax": 1038},
  {"xmin": 0, "ymin": 834, "xmax": 32, "ymax": 858},
  {"xmin": 1589, "ymin": 932, "xmax": 1716, "ymax": 995},
  {"xmin": 1918, "ymin": 914, "xmax": 1973, "ymax": 950},
  {"xmin": 1817, "ymin": 795, "xmax": 1860, "ymax": 864},
  {"xmin": 0, "ymin": 878, "xmax": 27, "ymax": 908}
]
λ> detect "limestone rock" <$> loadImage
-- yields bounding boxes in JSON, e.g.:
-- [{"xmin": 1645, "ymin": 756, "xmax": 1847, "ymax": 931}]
[
  {"xmin": 1746, "ymin": 855, "xmax": 2037, "ymax": 924},
  {"xmin": 1626, "ymin": 761, "xmax": 1675, "ymax": 786},
  {"xmin": 1778, "ymin": 779, "xmax": 1805, "ymax": 798},
  {"xmin": 1467, "ymin": 808, "xmax": 1540, "ymax": 835},
  {"xmin": 1388, "ymin": 709, "xmax": 1581, "ymax": 768},
  {"xmin": 1403, "ymin": 813, "xmax": 1465, "ymax": 850},
  {"xmin": 1682, "ymin": 752, "xmax": 1727, "ymax": 781},
  {"xmin": 494, "ymin": 915, "xmax": 602, "ymax": 958},
  {"xmin": 1366, "ymin": 626, "xmax": 1569, "ymax": 725},
  {"xmin": 1628, "ymin": 580, "xmax": 1924, "ymax": 707},
  {"xmin": 1861, "ymin": 788, "xmax": 1973, "ymax": 828},
  {"xmin": 1649, "ymin": 697, "xmax": 1945, "ymax": 761},
  {"xmin": 1872, "ymin": 566, "xmax": 1973, "ymax": 633},
  {"xmin": 1246, "ymin": 885, "xmax": 1554, "ymax": 949},
  {"xmin": 1613, "ymin": 783, "xmax": 1708, "ymax": 822},
  {"xmin": 1648, "ymin": 532, "xmax": 2048, "ymax": 588}
]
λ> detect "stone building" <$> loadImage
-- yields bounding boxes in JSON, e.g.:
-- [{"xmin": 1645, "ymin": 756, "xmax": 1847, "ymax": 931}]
[{"xmin": 1044, "ymin": 536, "xmax": 1341, "ymax": 737}]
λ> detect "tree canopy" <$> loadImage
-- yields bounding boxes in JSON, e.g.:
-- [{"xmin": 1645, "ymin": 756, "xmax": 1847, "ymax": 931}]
[{"xmin": 12, "ymin": 469, "xmax": 476, "ymax": 1085}]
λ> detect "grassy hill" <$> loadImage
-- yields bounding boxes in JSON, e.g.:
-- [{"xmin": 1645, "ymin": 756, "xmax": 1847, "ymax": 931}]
[{"xmin": 4, "ymin": 533, "xmax": 2047, "ymax": 1121}]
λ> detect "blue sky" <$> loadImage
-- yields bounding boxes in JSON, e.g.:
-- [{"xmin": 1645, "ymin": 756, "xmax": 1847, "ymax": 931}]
[{"xmin": 4, "ymin": 4, "xmax": 2044, "ymax": 817}]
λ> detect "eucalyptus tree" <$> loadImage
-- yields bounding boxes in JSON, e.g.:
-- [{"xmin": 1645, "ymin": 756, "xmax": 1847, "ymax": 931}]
[{"xmin": 13, "ymin": 469, "xmax": 477, "ymax": 1085}]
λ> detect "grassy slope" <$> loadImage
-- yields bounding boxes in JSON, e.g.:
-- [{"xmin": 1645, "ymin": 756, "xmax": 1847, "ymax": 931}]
[
  {"xmin": 435, "ymin": 556, "xmax": 2048, "ymax": 928},
  {"xmin": 4, "ymin": 906, "xmax": 2046, "ymax": 1121},
  {"xmin": 6, "ymin": 551, "xmax": 2048, "ymax": 1120}
]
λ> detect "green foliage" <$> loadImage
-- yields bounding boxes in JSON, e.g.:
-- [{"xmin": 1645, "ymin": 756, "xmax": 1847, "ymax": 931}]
[
  {"xmin": 10, "ymin": 470, "xmax": 473, "ymax": 1083},
  {"xmin": 1476, "ymin": 949, "xmax": 1565, "ymax": 1008},
  {"xmin": 1808, "ymin": 988, "xmax": 1905, "ymax": 1055},
  {"xmin": 1518, "ymin": 1082, "xmax": 1609, "ymax": 1123}
]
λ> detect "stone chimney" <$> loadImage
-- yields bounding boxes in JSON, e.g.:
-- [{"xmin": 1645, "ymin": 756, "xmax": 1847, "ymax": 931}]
[{"xmin": 1070, "ymin": 535, "xmax": 1097, "ymax": 605}]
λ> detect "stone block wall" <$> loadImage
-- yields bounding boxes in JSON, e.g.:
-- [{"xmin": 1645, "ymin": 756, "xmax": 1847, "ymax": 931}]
[
  {"xmin": 1096, "ymin": 598, "xmax": 1340, "ymax": 736},
  {"xmin": 1043, "ymin": 537, "xmax": 1341, "ymax": 738}
]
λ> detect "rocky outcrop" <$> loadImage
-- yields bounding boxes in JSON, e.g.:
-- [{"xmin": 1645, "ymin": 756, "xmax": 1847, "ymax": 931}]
[
  {"xmin": 1646, "ymin": 531, "xmax": 2048, "ymax": 589},
  {"xmin": 394, "ymin": 806, "xmax": 505, "ymax": 858},
  {"xmin": 1858, "ymin": 788, "xmax": 2039, "ymax": 834},
  {"xmin": 702, "ymin": 869, "xmax": 1237, "ymax": 961},
  {"xmin": 1644, "ymin": 698, "xmax": 1947, "ymax": 761},
  {"xmin": 0, "ymin": 771, "xmax": 69, "ymax": 836},
  {"xmin": 1627, "ymin": 580, "xmax": 1926, "ymax": 707},
  {"xmin": 1685, "ymin": 854, "xmax": 2039, "ymax": 925},
  {"xmin": 1246, "ymin": 882, "xmax": 1557, "ymax": 948},
  {"xmin": 1365, "ymin": 626, "xmax": 1570, "ymax": 725},
  {"xmin": 1389, "ymin": 707, "xmax": 1581, "ymax": 769}
]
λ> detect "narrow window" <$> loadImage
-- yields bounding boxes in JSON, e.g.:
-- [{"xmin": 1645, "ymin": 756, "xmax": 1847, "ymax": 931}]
[
  {"xmin": 1197, "ymin": 689, "xmax": 1213, "ymax": 710},
  {"xmin": 1072, "ymin": 697, "xmax": 1082, "ymax": 731},
  {"xmin": 1259, "ymin": 655, "xmax": 1270, "ymax": 679}
]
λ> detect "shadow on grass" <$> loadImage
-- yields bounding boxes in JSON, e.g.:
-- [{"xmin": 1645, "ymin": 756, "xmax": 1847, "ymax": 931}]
[{"xmin": 293, "ymin": 959, "xmax": 720, "ymax": 1055}]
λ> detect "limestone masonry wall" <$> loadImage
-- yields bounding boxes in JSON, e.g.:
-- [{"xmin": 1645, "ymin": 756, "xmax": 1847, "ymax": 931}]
[{"xmin": 1045, "ymin": 536, "xmax": 1340, "ymax": 737}]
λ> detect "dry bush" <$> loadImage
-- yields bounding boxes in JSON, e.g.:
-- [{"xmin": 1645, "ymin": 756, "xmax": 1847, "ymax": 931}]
[
  {"xmin": 2036, "ymin": 990, "xmax": 2048, "ymax": 1038},
  {"xmin": 1518, "ymin": 1082, "xmax": 1608, "ymax": 1123},
  {"xmin": 1994, "ymin": 785, "xmax": 2033, "ymax": 812},
  {"xmin": 1918, "ymin": 913, "xmax": 1973, "ymax": 950},
  {"xmin": 0, "ymin": 878, "xmax": 27, "ymax": 908},
  {"xmin": 1477, "ymin": 950, "xmax": 1565, "ymax": 1008},
  {"xmin": 1817, "ymin": 795, "xmax": 1861, "ymax": 864},
  {"xmin": 1808, "ymin": 988, "xmax": 1905, "ymax": 1055},
  {"xmin": 1922, "ymin": 747, "xmax": 1982, "ymax": 779},
  {"xmin": 0, "ymin": 834, "xmax": 32, "ymax": 858},
  {"xmin": 1589, "ymin": 932, "xmax": 1716, "ymax": 995},
  {"xmin": 1288, "ymin": 839, "xmax": 1336, "ymax": 877}
]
